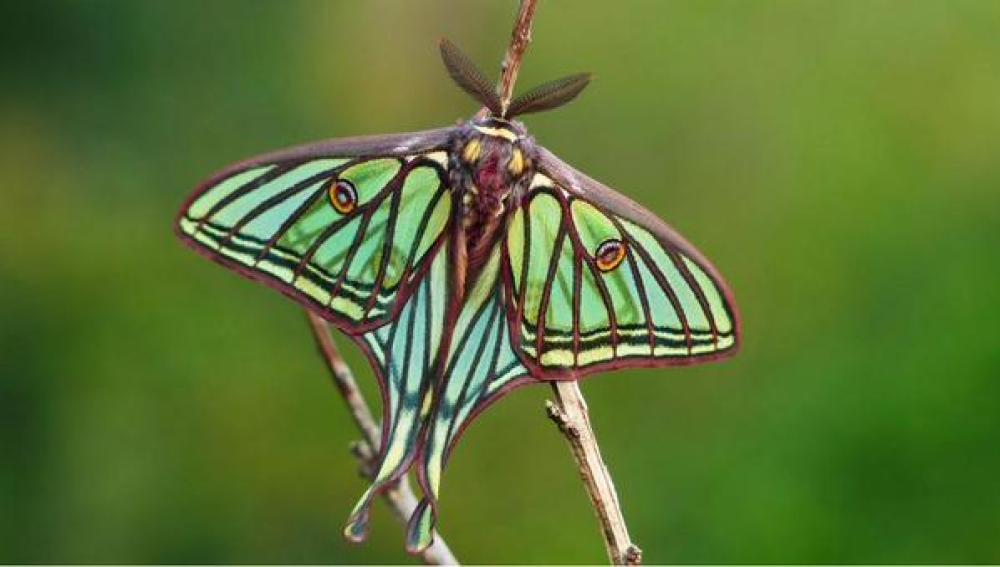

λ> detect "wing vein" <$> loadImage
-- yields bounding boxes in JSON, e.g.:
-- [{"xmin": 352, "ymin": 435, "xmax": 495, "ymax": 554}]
[
  {"xmin": 621, "ymin": 229, "xmax": 693, "ymax": 353},
  {"xmin": 364, "ymin": 183, "xmax": 404, "ymax": 316},
  {"xmin": 406, "ymin": 184, "xmax": 447, "ymax": 271},
  {"xmin": 194, "ymin": 163, "xmax": 297, "ymax": 233},
  {"xmin": 291, "ymin": 161, "xmax": 409, "ymax": 294},
  {"xmin": 571, "ymin": 253, "xmax": 583, "ymax": 366},
  {"xmin": 379, "ymin": 276, "xmax": 420, "ymax": 469},
  {"xmin": 222, "ymin": 161, "xmax": 354, "ymax": 244},
  {"xmin": 608, "ymin": 216, "xmax": 657, "ymax": 354},
  {"xmin": 534, "ymin": 224, "xmax": 567, "ymax": 360},
  {"xmin": 562, "ymin": 200, "xmax": 619, "ymax": 355},
  {"xmin": 516, "ymin": 202, "xmax": 531, "ymax": 325},
  {"xmin": 442, "ymin": 297, "xmax": 501, "ymax": 458},
  {"xmin": 254, "ymin": 186, "xmax": 326, "ymax": 263},
  {"xmin": 669, "ymin": 250, "xmax": 720, "ymax": 347}
]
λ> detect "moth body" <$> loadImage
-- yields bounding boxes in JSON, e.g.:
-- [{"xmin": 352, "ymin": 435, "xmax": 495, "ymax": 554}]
[{"xmin": 451, "ymin": 118, "xmax": 535, "ymax": 276}]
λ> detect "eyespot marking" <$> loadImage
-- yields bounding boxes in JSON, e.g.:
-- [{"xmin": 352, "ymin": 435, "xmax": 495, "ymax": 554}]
[
  {"xmin": 594, "ymin": 239, "xmax": 626, "ymax": 272},
  {"xmin": 328, "ymin": 179, "xmax": 358, "ymax": 214}
]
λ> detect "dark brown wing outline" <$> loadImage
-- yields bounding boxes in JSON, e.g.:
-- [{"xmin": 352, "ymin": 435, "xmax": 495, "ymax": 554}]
[
  {"xmin": 174, "ymin": 127, "xmax": 458, "ymax": 335},
  {"xmin": 502, "ymin": 146, "xmax": 742, "ymax": 381}
]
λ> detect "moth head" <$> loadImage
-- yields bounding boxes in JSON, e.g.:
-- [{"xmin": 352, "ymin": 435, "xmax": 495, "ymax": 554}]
[
  {"xmin": 459, "ymin": 121, "xmax": 533, "ymax": 190},
  {"xmin": 439, "ymin": 38, "xmax": 592, "ymax": 119}
]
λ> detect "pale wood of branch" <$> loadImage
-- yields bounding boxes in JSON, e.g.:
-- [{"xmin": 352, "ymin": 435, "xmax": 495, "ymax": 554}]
[
  {"xmin": 547, "ymin": 382, "xmax": 643, "ymax": 565},
  {"xmin": 498, "ymin": 0, "xmax": 540, "ymax": 113},
  {"xmin": 306, "ymin": 312, "xmax": 459, "ymax": 566}
]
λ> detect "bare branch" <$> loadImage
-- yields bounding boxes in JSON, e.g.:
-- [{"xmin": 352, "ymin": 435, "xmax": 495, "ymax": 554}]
[
  {"xmin": 305, "ymin": 312, "xmax": 459, "ymax": 566},
  {"xmin": 497, "ymin": 0, "xmax": 540, "ymax": 115},
  {"xmin": 547, "ymin": 382, "xmax": 643, "ymax": 565}
]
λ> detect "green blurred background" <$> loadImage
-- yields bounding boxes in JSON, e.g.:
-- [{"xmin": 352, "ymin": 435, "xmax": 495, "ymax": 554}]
[{"xmin": 2, "ymin": 0, "xmax": 998, "ymax": 563}]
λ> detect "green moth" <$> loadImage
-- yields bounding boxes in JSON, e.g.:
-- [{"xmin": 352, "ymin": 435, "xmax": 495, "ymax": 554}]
[{"xmin": 175, "ymin": 38, "xmax": 741, "ymax": 553}]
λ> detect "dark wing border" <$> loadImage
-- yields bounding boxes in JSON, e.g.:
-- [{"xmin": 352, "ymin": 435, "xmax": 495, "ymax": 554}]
[{"xmin": 174, "ymin": 127, "xmax": 457, "ymax": 332}]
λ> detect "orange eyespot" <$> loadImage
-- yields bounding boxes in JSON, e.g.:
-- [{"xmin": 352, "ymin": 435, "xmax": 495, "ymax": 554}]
[
  {"xmin": 594, "ymin": 239, "xmax": 627, "ymax": 272},
  {"xmin": 328, "ymin": 179, "xmax": 357, "ymax": 214}
]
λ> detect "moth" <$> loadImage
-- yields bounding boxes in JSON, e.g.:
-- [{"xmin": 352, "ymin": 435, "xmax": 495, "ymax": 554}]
[{"xmin": 176, "ymin": 39, "xmax": 741, "ymax": 553}]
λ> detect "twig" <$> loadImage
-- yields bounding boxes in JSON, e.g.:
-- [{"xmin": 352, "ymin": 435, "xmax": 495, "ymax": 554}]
[
  {"xmin": 497, "ymin": 0, "xmax": 540, "ymax": 114},
  {"xmin": 495, "ymin": 1, "xmax": 643, "ymax": 564},
  {"xmin": 306, "ymin": 312, "xmax": 458, "ymax": 565},
  {"xmin": 547, "ymin": 383, "xmax": 643, "ymax": 565}
]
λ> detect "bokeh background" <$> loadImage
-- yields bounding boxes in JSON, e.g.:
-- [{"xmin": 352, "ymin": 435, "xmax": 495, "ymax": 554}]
[{"xmin": 2, "ymin": 0, "xmax": 998, "ymax": 563}]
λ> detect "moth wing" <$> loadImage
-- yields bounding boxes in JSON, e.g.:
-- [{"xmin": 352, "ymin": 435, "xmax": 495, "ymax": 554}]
[
  {"xmin": 503, "ymin": 147, "xmax": 742, "ymax": 378},
  {"xmin": 176, "ymin": 127, "xmax": 457, "ymax": 333}
]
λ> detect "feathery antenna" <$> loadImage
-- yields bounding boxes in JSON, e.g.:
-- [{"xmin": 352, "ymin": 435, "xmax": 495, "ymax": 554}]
[
  {"xmin": 507, "ymin": 73, "xmax": 592, "ymax": 117},
  {"xmin": 440, "ymin": 36, "xmax": 591, "ymax": 119},
  {"xmin": 439, "ymin": 38, "xmax": 503, "ymax": 116}
]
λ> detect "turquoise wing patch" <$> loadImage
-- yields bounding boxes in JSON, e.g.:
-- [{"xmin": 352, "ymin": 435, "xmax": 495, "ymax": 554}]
[
  {"xmin": 177, "ymin": 153, "xmax": 452, "ymax": 332},
  {"xmin": 340, "ymin": 244, "xmax": 529, "ymax": 554},
  {"xmin": 406, "ymin": 244, "xmax": 528, "ymax": 552}
]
